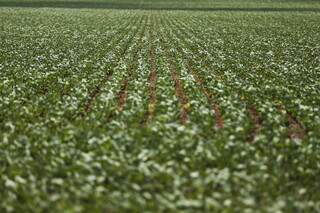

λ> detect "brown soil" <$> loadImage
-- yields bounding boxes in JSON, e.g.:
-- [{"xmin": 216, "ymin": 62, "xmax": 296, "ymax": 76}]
[
  {"xmin": 107, "ymin": 22, "xmax": 146, "ymax": 122},
  {"xmin": 117, "ymin": 79, "xmax": 129, "ymax": 112},
  {"xmin": 213, "ymin": 104, "xmax": 224, "ymax": 129},
  {"xmin": 79, "ymin": 21, "xmax": 142, "ymax": 118},
  {"xmin": 81, "ymin": 73, "xmax": 112, "ymax": 116},
  {"xmin": 142, "ymin": 36, "xmax": 157, "ymax": 125},
  {"xmin": 246, "ymin": 106, "xmax": 262, "ymax": 143},
  {"xmin": 286, "ymin": 111, "xmax": 306, "ymax": 140},
  {"xmin": 170, "ymin": 68, "xmax": 189, "ymax": 124},
  {"xmin": 188, "ymin": 62, "xmax": 223, "ymax": 129}
]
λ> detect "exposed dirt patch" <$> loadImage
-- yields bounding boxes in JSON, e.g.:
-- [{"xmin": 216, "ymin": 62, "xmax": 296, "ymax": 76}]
[
  {"xmin": 170, "ymin": 68, "xmax": 189, "ymax": 124},
  {"xmin": 213, "ymin": 104, "xmax": 224, "ymax": 129},
  {"xmin": 117, "ymin": 79, "xmax": 129, "ymax": 112},
  {"xmin": 286, "ymin": 111, "xmax": 306, "ymax": 140},
  {"xmin": 142, "ymin": 31, "xmax": 157, "ymax": 126},
  {"xmin": 246, "ymin": 106, "xmax": 262, "ymax": 142}
]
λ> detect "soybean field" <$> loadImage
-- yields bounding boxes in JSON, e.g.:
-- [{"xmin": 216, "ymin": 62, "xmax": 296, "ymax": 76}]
[{"xmin": 1, "ymin": 0, "xmax": 320, "ymax": 212}]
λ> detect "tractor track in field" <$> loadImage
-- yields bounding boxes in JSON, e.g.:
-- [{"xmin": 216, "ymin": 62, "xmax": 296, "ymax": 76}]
[
  {"xmin": 158, "ymin": 20, "xmax": 189, "ymax": 124},
  {"xmin": 106, "ymin": 17, "xmax": 147, "ymax": 122},
  {"xmin": 142, "ymin": 52, "xmax": 157, "ymax": 125},
  {"xmin": 166, "ymin": 18, "xmax": 225, "ymax": 129},
  {"xmin": 187, "ymin": 63, "xmax": 224, "ymax": 129},
  {"xmin": 286, "ymin": 110, "xmax": 306, "ymax": 140},
  {"xmin": 170, "ymin": 18, "xmax": 265, "ymax": 138},
  {"xmin": 171, "ymin": 17, "xmax": 308, "ymax": 141},
  {"xmin": 117, "ymin": 79, "xmax": 129, "ymax": 113},
  {"xmin": 146, "ymin": 67, "xmax": 157, "ymax": 120},
  {"xmin": 277, "ymin": 106, "xmax": 306, "ymax": 140},
  {"xmin": 115, "ymin": 25, "xmax": 146, "ymax": 113},
  {"xmin": 182, "ymin": 47, "xmax": 224, "ymax": 126},
  {"xmin": 79, "ymin": 17, "xmax": 142, "ymax": 118},
  {"xmin": 82, "ymin": 73, "xmax": 113, "ymax": 115},
  {"xmin": 170, "ymin": 67, "xmax": 189, "ymax": 124},
  {"xmin": 246, "ymin": 106, "xmax": 262, "ymax": 142},
  {"xmin": 141, "ymin": 25, "xmax": 157, "ymax": 125},
  {"xmin": 213, "ymin": 104, "xmax": 224, "ymax": 129}
]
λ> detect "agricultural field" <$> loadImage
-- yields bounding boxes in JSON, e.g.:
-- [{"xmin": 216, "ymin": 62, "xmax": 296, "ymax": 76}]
[
  {"xmin": 1, "ymin": 0, "xmax": 320, "ymax": 10},
  {"xmin": 1, "ymin": 0, "xmax": 320, "ymax": 212}
]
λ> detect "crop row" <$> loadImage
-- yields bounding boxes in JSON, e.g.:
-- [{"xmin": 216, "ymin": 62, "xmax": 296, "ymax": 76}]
[{"xmin": 1, "ymin": 8, "xmax": 320, "ymax": 212}]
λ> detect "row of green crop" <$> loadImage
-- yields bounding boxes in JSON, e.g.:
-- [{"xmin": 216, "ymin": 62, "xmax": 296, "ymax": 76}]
[{"xmin": 1, "ymin": 8, "xmax": 320, "ymax": 212}]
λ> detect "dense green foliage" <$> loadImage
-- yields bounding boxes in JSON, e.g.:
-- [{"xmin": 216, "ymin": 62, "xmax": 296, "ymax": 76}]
[{"xmin": 1, "ymin": 1, "xmax": 320, "ymax": 212}]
